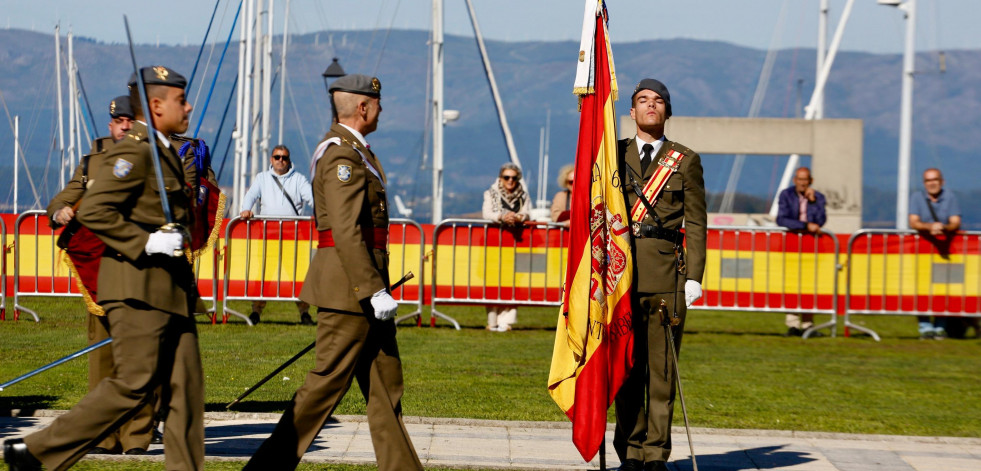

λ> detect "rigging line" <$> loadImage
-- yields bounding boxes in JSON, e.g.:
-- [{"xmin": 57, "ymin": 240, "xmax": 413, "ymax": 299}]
[
  {"xmin": 371, "ymin": 0, "xmax": 403, "ymax": 76},
  {"xmin": 193, "ymin": 0, "xmax": 237, "ymax": 113},
  {"xmin": 285, "ymin": 78, "xmax": 312, "ymax": 161},
  {"xmin": 718, "ymin": 0, "xmax": 789, "ymax": 214},
  {"xmin": 186, "ymin": 0, "xmax": 225, "ymax": 97},
  {"xmin": 216, "ymin": 126, "xmax": 236, "ymax": 183},
  {"xmin": 0, "ymin": 87, "xmax": 43, "ymax": 208},
  {"xmin": 194, "ymin": 0, "xmax": 244, "ymax": 137},
  {"xmin": 212, "ymin": 75, "xmax": 239, "ymax": 182},
  {"xmin": 357, "ymin": 0, "xmax": 390, "ymax": 73},
  {"xmin": 75, "ymin": 69, "xmax": 99, "ymax": 134}
]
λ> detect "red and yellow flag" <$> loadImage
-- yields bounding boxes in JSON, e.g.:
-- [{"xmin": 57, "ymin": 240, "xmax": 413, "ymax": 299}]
[{"xmin": 548, "ymin": 0, "xmax": 634, "ymax": 462}]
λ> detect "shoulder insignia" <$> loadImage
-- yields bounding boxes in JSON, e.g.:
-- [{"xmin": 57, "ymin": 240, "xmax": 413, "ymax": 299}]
[
  {"xmin": 113, "ymin": 158, "xmax": 134, "ymax": 178},
  {"xmin": 337, "ymin": 165, "xmax": 352, "ymax": 182}
]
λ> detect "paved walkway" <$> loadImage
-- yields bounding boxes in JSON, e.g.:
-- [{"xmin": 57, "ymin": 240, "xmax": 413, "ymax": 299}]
[{"xmin": 2, "ymin": 411, "xmax": 979, "ymax": 470}]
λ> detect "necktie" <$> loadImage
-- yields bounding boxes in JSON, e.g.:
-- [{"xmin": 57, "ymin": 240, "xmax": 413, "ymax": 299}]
[{"xmin": 641, "ymin": 143, "xmax": 654, "ymax": 175}]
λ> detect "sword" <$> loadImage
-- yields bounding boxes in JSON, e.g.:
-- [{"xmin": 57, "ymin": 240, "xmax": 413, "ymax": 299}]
[
  {"xmin": 123, "ymin": 15, "xmax": 184, "ymax": 256},
  {"xmin": 0, "ymin": 338, "xmax": 113, "ymax": 392},
  {"xmin": 226, "ymin": 271, "xmax": 415, "ymax": 409},
  {"xmin": 660, "ymin": 300, "xmax": 698, "ymax": 471}
]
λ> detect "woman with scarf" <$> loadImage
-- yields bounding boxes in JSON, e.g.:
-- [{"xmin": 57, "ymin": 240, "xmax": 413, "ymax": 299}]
[{"xmin": 481, "ymin": 163, "xmax": 530, "ymax": 332}]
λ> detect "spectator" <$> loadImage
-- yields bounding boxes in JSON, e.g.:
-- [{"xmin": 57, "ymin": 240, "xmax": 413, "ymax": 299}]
[
  {"xmin": 239, "ymin": 145, "xmax": 315, "ymax": 325},
  {"xmin": 776, "ymin": 167, "xmax": 827, "ymax": 337},
  {"xmin": 550, "ymin": 164, "xmax": 575, "ymax": 223},
  {"xmin": 482, "ymin": 163, "xmax": 530, "ymax": 332},
  {"xmin": 909, "ymin": 168, "xmax": 962, "ymax": 340}
]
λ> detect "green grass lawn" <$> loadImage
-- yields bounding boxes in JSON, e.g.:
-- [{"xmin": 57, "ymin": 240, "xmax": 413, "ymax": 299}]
[{"xmin": 2, "ymin": 298, "xmax": 979, "ymax": 442}]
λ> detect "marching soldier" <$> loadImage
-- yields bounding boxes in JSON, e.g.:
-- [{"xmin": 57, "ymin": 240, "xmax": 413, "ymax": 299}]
[
  {"xmin": 244, "ymin": 74, "xmax": 423, "ymax": 471},
  {"xmin": 3, "ymin": 66, "xmax": 205, "ymax": 471},
  {"xmin": 613, "ymin": 79, "xmax": 706, "ymax": 471},
  {"xmin": 45, "ymin": 95, "xmax": 160, "ymax": 456}
]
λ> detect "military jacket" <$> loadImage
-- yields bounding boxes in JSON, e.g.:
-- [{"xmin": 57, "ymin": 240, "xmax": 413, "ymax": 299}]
[
  {"xmin": 46, "ymin": 137, "xmax": 114, "ymax": 228},
  {"xmin": 300, "ymin": 124, "xmax": 390, "ymax": 312},
  {"xmin": 76, "ymin": 122, "xmax": 200, "ymax": 316},
  {"xmin": 618, "ymin": 137, "xmax": 707, "ymax": 293}
]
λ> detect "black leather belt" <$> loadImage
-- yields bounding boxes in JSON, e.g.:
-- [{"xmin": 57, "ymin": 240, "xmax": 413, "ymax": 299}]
[{"xmin": 631, "ymin": 222, "xmax": 684, "ymax": 244}]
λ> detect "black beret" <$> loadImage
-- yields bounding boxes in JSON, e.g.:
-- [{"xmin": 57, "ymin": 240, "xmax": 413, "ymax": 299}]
[
  {"xmin": 127, "ymin": 66, "xmax": 187, "ymax": 90},
  {"xmin": 328, "ymin": 74, "xmax": 381, "ymax": 98},
  {"xmin": 109, "ymin": 95, "xmax": 134, "ymax": 119},
  {"xmin": 631, "ymin": 78, "xmax": 672, "ymax": 118}
]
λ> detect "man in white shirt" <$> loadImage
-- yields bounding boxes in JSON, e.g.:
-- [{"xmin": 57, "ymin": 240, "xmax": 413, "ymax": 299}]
[{"xmin": 239, "ymin": 145, "xmax": 315, "ymax": 325}]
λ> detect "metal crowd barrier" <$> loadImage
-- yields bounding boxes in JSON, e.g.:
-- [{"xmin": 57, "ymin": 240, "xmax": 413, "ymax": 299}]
[
  {"xmin": 12, "ymin": 210, "xmax": 82, "ymax": 322},
  {"xmin": 696, "ymin": 226, "xmax": 841, "ymax": 339},
  {"xmin": 430, "ymin": 219, "xmax": 569, "ymax": 330},
  {"xmin": 0, "ymin": 216, "xmax": 7, "ymax": 320},
  {"xmin": 844, "ymin": 229, "xmax": 980, "ymax": 341},
  {"xmin": 220, "ymin": 216, "xmax": 426, "ymax": 326},
  {"xmin": 221, "ymin": 215, "xmax": 315, "ymax": 325}
]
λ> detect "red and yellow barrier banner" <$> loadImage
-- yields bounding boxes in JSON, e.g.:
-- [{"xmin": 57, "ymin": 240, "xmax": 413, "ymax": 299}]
[{"xmin": 847, "ymin": 232, "xmax": 980, "ymax": 314}]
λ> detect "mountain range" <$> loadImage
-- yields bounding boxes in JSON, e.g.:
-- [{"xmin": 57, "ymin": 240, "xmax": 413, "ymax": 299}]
[{"xmin": 0, "ymin": 28, "xmax": 977, "ymax": 229}]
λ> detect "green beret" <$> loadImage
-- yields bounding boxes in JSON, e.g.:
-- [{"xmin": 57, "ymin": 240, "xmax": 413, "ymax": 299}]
[
  {"xmin": 127, "ymin": 66, "xmax": 187, "ymax": 90},
  {"xmin": 328, "ymin": 74, "xmax": 381, "ymax": 98},
  {"xmin": 109, "ymin": 95, "xmax": 134, "ymax": 119}
]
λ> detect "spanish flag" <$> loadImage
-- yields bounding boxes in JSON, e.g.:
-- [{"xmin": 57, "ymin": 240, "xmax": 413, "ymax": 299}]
[{"xmin": 547, "ymin": 0, "xmax": 634, "ymax": 462}]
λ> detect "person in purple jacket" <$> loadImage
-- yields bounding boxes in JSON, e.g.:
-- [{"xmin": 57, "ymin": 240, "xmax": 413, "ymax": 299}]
[
  {"xmin": 776, "ymin": 167, "xmax": 826, "ymax": 336},
  {"xmin": 777, "ymin": 167, "xmax": 826, "ymax": 234}
]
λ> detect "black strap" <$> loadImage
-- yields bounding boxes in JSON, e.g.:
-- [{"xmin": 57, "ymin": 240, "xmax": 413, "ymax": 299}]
[
  {"xmin": 925, "ymin": 194, "xmax": 940, "ymax": 223},
  {"xmin": 271, "ymin": 174, "xmax": 300, "ymax": 216},
  {"xmin": 625, "ymin": 164, "xmax": 664, "ymax": 229}
]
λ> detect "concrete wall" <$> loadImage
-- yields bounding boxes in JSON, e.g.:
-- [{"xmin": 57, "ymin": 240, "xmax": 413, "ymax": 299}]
[{"xmin": 619, "ymin": 116, "xmax": 863, "ymax": 234}]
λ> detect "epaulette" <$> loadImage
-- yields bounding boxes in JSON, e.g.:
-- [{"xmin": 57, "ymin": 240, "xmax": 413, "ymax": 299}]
[
  {"xmin": 667, "ymin": 141, "xmax": 697, "ymax": 158},
  {"xmin": 86, "ymin": 136, "xmax": 114, "ymax": 156},
  {"xmin": 126, "ymin": 129, "xmax": 149, "ymax": 142}
]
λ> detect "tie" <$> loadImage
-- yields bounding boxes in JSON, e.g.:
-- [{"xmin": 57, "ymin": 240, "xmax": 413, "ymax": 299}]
[{"xmin": 641, "ymin": 143, "xmax": 654, "ymax": 175}]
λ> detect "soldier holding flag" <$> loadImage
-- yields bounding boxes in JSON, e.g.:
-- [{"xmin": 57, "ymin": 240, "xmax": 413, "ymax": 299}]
[{"xmin": 613, "ymin": 78, "xmax": 706, "ymax": 471}]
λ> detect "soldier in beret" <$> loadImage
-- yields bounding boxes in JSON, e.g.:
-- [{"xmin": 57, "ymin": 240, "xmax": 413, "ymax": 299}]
[
  {"xmin": 613, "ymin": 79, "xmax": 706, "ymax": 471},
  {"xmin": 4, "ymin": 66, "xmax": 205, "ymax": 471},
  {"xmin": 244, "ymin": 74, "xmax": 423, "ymax": 471},
  {"xmin": 42, "ymin": 95, "xmax": 160, "ymax": 457}
]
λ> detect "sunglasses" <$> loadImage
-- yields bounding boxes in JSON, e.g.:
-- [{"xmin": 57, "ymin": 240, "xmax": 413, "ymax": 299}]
[
  {"xmin": 501, "ymin": 175, "xmax": 520, "ymax": 181},
  {"xmin": 272, "ymin": 154, "xmax": 290, "ymax": 161}
]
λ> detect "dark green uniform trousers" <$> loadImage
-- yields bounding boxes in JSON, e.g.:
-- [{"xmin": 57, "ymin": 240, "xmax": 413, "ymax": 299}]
[
  {"xmin": 87, "ymin": 313, "xmax": 156, "ymax": 453},
  {"xmin": 613, "ymin": 291, "xmax": 687, "ymax": 463},
  {"xmin": 24, "ymin": 305, "xmax": 204, "ymax": 471},
  {"xmin": 244, "ymin": 306, "xmax": 422, "ymax": 471}
]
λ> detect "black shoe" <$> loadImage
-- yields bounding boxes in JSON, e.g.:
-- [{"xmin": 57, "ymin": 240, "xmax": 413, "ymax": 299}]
[
  {"xmin": 300, "ymin": 312, "xmax": 314, "ymax": 325},
  {"xmin": 249, "ymin": 312, "xmax": 261, "ymax": 325},
  {"xmin": 87, "ymin": 446, "xmax": 117, "ymax": 455},
  {"xmin": 3, "ymin": 439, "xmax": 42, "ymax": 471},
  {"xmin": 123, "ymin": 448, "xmax": 147, "ymax": 455},
  {"xmin": 151, "ymin": 427, "xmax": 164, "ymax": 445},
  {"xmin": 785, "ymin": 327, "xmax": 803, "ymax": 337},
  {"xmin": 619, "ymin": 459, "xmax": 644, "ymax": 471},
  {"xmin": 644, "ymin": 461, "xmax": 668, "ymax": 471}
]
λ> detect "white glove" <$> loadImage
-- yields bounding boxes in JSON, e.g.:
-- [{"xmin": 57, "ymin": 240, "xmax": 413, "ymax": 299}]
[
  {"xmin": 684, "ymin": 280, "xmax": 702, "ymax": 308},
  {"xmin": 145, "ymin": 231, "xmax": 184, "ymax": 257},
  {"xmin": 370, "ymin": 289, "xmax": 399, "ymax": 321}
]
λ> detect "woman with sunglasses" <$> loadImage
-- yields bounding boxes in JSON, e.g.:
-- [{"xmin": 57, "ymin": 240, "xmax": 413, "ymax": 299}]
[{"xmin": 481, "ymin": 163, "xmax": 530, "ymax": 332}]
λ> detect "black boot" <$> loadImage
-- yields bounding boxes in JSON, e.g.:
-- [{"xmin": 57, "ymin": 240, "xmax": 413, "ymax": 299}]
[{"xmin": 3, "ymin": 439, "xmax": 42, "ymax": 471}]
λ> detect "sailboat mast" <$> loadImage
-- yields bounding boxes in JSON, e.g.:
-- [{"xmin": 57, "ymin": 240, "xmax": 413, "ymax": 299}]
[
  {"xmin": 54, "ymin": 25, "xmax": 65, "ymax": 191},
  {"xmin": 431, "ymin": 0, "xmax": 445, "ymax": 223}
]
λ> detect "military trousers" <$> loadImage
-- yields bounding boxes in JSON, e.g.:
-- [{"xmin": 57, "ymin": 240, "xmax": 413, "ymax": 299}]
[
  {"xmin": 613, "ymin": 291, "xmax": 687, "ymax": 463},
  {"xmin": 244, "ymin": 305, "xmax": 423, "ymax": 471},
  {"xmin": 87, "ymin": 313, "xmax": 156, "ymax": 453},
  {"xmin": 24, "ymin": 304, "xmax": 204, "ymax": 471}
]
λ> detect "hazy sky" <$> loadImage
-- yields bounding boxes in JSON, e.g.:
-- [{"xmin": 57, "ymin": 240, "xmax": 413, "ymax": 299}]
[{"xmin": 1, "ymin": 0, "xmax": 977, "ymax": 54}]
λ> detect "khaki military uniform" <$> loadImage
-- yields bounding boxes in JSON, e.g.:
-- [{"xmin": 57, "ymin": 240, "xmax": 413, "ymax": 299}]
[
  {"xmin": 613, "ymin": 137, "xmax": 706, "ymax": 464},
  {"xmin": 44, "ymin": 137, "xmax": 156, "ymax": 454},
  {"xmin": 25, "ymin": 122, "xmax": 205, "ymax": 471},
  {"xmin": 245, "ymin": 124, "xmax": 422, "ymax": 471}
]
